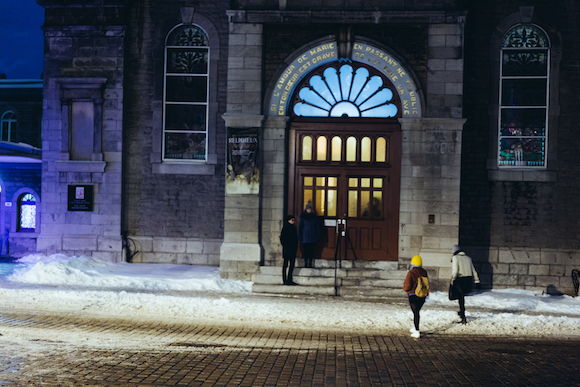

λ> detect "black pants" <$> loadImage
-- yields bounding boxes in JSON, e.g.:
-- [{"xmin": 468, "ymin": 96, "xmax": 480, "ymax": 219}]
[
  {"xmin": 408, "ymin": 295, "xmax": 426, "ymax": 331},
  {"xmin": 282, "ymin": 256, "xmax": 296, "ymax": 284},
  {"xmin": 302, "ymin": 243, "xmax": 316, "ymax": 268},
  {"xmin": 452, "ymin": 276, "xmax": 473, "ymax": 318}
]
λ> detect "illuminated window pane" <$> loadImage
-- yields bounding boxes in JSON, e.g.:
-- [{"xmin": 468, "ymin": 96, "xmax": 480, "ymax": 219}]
[
  {"xmin": 327, "ymin": 190, "xmax": 337, "ymax": 217},
  {"xmin": 361, "ymin": 137, "xmax": 371, "ymax": 162},
  {"xmin": 331, "ymin": 136, "xmax": 342, "ymax": 161},
  {"xmin": 346, "ymin": 137, "xmax": 357, "ymax": 162},
  {"xmin": 376, "ymin": 137, "xmax": 386, "ymax": 162},
  {"xmin": 373, "ymin": 178, "xmax": 383, "ymax": 188},
  {"xmin": 317, "ymin": 136, "xmax": 327, "ymax": 161},
  {"xmin": 304, "ymin": 176, "xmax": 313, "ymax": 186},
  {"xmin": 328, "ymin": 177, "xmax": 338, "ymax": 187},
  {"xmin": 372, "ymin": 191, "xmax": 382, "ymax": 217},
  {"xmin": 316, "ymin": 189, "xmax": 325, "ymax": 215},
  {"xmin": 303, "ymin": 190, "xmax": 313, "ymax": 209},
  {"xmin": 316, "ymin": 177, "xmax": 325, "ymax": 186},
  {"xmin": 21, "ymin": 205, "xmax": 36, "ymax": 229},
  {"xmin": 349, "ymin": 178, "xmax": 358, "ymax": 187},
  {"xmin": 302, "ymin": 136, "xmax": 312, "ymax": 161},
  {"xmin": 19, "ymin": 194, "xmax": 36, "ymax": 231},
  {"xmin": 361, "ymin": 191, "xmax": 370, "ymax": 217},
  {"xmin": 361, "ymin": 178, "xmax": 370, "ymax": 188},
  {"xmin": 348, "ymin": 190, "xmax": 358, "ymax": 217}
]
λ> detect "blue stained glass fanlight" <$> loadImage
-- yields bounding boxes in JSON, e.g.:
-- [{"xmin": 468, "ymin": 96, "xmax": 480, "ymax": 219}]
[{"xmin": 293, "ymin": 64, "xmax": 399, "ymax": 118}]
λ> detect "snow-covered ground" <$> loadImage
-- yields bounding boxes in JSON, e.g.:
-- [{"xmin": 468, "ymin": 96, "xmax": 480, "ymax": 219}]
[{"xmin": 1, "ymin": 254, "xmax": 579, "ymax": 338}]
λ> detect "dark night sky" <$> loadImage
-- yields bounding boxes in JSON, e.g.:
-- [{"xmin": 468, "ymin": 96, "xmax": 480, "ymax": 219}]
[{"xmin": 0, "ymin": 0, "xmax": 45, "ymax": 79}]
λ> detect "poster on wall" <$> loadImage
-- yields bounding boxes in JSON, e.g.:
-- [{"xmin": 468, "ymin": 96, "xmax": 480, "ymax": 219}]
[
  {"xmin": 226, "ymin": 128, "xmax": 259, "ymax": 194},
  {"xmin": 68, "ymin": 185, "xmax": 94, "ymax": 211}
]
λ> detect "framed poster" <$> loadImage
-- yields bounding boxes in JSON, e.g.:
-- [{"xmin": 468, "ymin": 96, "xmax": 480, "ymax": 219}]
[
  {"xmin": 68, "ymin": 185, "xmax": 94, "ymax": 211},
  {"xmin": 226, "ymin": 128, "xmax": 259, "ymax": 194}
]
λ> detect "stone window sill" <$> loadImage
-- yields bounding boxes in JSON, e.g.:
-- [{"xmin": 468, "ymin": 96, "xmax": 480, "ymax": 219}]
[
  {"xmin": 55, "ymin": 160, "xmax": 106, "ymax": 173},
  {"xmin": 152, "ymin": 162, "xmax": 216, "ymax": 175},
  {"xmin": 488, "ymin": 169, "xmax": 557, "ymax": 182}
]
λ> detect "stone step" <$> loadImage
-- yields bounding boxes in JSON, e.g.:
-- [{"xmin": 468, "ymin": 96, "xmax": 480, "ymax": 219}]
[
  {"xmin": 255, "ymin": 273, "xmax": 405, "ymax": 288},
  {"xmin": 293, "ymin": 259, "xmax": 398, "ymax": 270},
  {"xmin": 253, "ymin": 273, "xmax": 336, "ymax": 286},
  {"xmin": 257, "ymin": 265, "xmax": 408, "ymax": 280},
  {"xmin": 252, "ymin": 262, "xmax": 410, "ymax": 299},
  {"xmin": 338, "ymin": 287, "xmax": 406, "ymax": 298},
  {"xmin": 252, "ymin": 284, "xmax": 336, "ymax": 296},
  {"xmin": 251, "ymin": 284, "xmax": 407, "ymax": 299}
]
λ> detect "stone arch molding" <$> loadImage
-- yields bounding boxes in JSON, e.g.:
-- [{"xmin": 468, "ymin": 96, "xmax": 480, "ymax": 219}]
[{"xmin": 268, "ymin": 39, "xmax": 422, "ymax": 118}]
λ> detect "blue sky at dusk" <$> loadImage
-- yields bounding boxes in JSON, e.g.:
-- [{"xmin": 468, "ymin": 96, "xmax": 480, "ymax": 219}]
[{"xmin": 0, "ymin": 0, "xmax": 45, "ymax": 79}]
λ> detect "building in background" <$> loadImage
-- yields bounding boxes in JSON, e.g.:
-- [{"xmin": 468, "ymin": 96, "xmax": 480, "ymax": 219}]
[
  {"xmin": 0, "ymin": 79, "xmax": 42, "ymax": 257},
  {"xmin": 34, "ymin": 0, "xmax": 580, "ymax": 295}
]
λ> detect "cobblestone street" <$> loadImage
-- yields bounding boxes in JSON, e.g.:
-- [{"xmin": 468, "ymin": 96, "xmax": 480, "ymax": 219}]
[{"xmin": 0, "ymin": 306, "xmax": 579, "ymax": 386}]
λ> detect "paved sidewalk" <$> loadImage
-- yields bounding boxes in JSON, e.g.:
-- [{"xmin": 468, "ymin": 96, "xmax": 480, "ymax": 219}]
[{"xmin": 0, "ymin": 308, "xmax": 579, "ymax": 386}]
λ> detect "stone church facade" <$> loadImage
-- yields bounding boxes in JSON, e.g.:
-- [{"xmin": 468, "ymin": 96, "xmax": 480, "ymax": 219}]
[{"xmin": 36, "ymin": 0, "xmax": 580, "ymax": 295}]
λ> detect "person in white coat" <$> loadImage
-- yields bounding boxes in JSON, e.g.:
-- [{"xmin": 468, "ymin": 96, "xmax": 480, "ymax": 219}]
[{"xmin": 450, "ymin": 244, "xmax": 480, "ymax": 323}]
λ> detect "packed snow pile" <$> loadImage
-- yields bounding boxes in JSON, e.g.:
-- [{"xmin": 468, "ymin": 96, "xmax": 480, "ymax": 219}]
[
  {"xmin": 6, "ymin": 254, "xmax": 251, "ymax": 293},
  {"xmin": 1, "ymin": 254, "xmax": 579, "ymax": 337}
]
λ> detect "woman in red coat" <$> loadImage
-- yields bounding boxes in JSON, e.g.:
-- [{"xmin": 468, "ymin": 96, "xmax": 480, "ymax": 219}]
[{"xmin": 403, "ymin": 255, "xmax": 428, "ymax": 338}]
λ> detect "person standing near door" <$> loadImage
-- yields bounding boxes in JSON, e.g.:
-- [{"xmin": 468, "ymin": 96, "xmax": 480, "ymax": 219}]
[
  {"xmin": 280, "ymin": 215, "xmax": 298, "ymax": 285},
  {"xmin": 299, "ymin": 203, "xmax": 320, "ymax": 268}
]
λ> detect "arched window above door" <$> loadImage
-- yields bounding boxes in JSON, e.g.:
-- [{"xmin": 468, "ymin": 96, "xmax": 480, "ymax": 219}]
[{"xmin": 292, "ymin": 63, "xmax": 401, "ymax": 118}]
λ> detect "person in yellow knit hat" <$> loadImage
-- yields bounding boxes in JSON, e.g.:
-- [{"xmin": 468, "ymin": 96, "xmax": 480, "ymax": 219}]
[{"xmin": 403, "ymin": 255, "xmax": 428, "ymax": 338}]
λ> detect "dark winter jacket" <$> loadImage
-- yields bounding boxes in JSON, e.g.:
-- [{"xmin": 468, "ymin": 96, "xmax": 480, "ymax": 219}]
[
  {"xmin": 280, "ymin": 222, "xmax": 298, "ymax": 259},
  {"xmin": 403, "ymin": 266, "xmax": 428, "ymax": 296},
  {"xmin": 298, "ymin": 211, "xmax": 320, "ymax": 244}
]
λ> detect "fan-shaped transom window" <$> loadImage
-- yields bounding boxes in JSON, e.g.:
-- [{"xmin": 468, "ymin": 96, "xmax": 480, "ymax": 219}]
[
  {"xmin": 163, "ymin": 24, "xmax": 209, "ymax": 161},
  {"xmin": 292, "ymin": 63, "xmax": 401, "ymax": 118},
  {"xmin": 499, "ymin": 24, "xmax": 549, "ymax": 168}
]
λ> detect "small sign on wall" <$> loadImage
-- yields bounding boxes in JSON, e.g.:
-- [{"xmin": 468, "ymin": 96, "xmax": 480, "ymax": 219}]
[{"xmin": 68, "ymin": 185, "xmax": 94, "ymax": 211}]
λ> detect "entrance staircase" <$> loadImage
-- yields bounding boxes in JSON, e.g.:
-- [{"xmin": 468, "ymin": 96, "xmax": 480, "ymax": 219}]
[{"xmin": 252, "ymin": 259, "xmax": 408, "ymax": 299}]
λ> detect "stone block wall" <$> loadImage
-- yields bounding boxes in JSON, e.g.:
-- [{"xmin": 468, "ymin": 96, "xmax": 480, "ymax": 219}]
[
  {"xmin": 122, "ymin": 1, "xmax": 229, "ymax": 266},
  {"xmin": 37, "ymin": 2, "xmax": 125, "ymax": 261},
  {"xmin": 398, "ymin": 118, "xmax": 464, "ymax": 267},
  {"xmin": 467, "ymin": 246, "xmax": 579, "ymax": 296}
]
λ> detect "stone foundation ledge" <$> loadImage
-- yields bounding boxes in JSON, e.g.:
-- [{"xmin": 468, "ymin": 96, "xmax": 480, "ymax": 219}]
[{"xmin": 127, "ymin": 236, "xmax": 223, "ymax": 266}]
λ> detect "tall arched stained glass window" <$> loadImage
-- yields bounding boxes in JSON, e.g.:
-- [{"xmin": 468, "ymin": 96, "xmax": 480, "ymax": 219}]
[
  {"xmin": 499, "ymin": 24, "xmax": 549, "ymax": 168},
  {"xmin": 292, "ymin": 63, "xmax": 400, "ymax": 118},
  {"xmin": 163, "ymin": 24, "xmax": 209, "ymax": 161}
]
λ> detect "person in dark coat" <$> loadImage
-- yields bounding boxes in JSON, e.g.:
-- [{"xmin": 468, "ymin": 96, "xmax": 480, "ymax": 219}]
[
  {"xmin": 298, "ymin": 203, "xmax": 320, "ymax": 268},
  {"xmin": 279, "ymin": 215, "xmax": 298, "ymax": 285},
  {"xmin": 403, "ymin": 255, "xmax": 428, "ymax": 339}
]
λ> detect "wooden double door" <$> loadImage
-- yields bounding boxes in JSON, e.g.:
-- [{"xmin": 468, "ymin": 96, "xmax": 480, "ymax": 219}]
[{"xmin": 288, "ymin": 120, "xmax": 401, "ymax": 261}]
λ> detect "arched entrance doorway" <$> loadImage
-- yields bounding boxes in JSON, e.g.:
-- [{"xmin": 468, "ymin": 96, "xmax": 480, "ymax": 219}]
[{"xmin": 287, "ymin": 61, "xmax": 402, "ymax": 261}]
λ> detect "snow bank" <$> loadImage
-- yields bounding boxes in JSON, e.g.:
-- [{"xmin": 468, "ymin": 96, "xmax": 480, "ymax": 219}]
[{"xmin": 1, "ymin": 254, "xmax": 579, "ymax": 337}]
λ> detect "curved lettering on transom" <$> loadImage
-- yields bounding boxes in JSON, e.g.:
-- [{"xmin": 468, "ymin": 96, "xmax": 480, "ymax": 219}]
[{"xmin": 268, "ymin": 41, "xmax": 421, "ymax": 117}]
